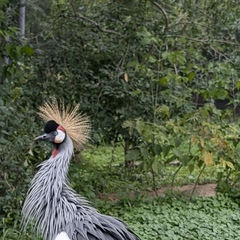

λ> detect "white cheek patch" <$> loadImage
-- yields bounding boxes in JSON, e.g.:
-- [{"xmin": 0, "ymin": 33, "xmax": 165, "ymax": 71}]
[{"xmin": 54, "ymin": 130, "xmax": 66, "ymax": 143}]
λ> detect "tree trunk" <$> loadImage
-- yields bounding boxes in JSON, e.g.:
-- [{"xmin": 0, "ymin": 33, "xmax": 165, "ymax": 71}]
[{"xmin": 19, "ymin": 0, "xmax": 25, "ymax": 38}]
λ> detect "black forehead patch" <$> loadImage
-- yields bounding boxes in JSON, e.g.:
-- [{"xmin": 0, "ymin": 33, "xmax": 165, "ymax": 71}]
[{"xmin": 44, "ymin": 120, "xmax": 59, "ymax": 133}]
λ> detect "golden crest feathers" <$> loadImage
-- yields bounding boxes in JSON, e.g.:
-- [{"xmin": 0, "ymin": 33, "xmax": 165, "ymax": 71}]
[{"xmin": 38, "ymin": 98, "xmax": 91, "ymax": 149}]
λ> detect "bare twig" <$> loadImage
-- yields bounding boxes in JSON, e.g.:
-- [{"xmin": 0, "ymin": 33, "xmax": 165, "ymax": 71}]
[
  {"xmin": 73, "ymin": 13, "xmax": 123, "ymax": 36},
  {"xmin": 69, "ymin": 0, "xmax": 77, "ymax": 16},
  {"xmin": 173, "ymin": 64, "xmax": 178, "ymax": 74},
  {"xmin": 28, "ymin": 16, "xmax": 61, "ymax": 42},
  {"xmin": 166, "ymin": 35, "xmax": 240, "ymax": 46},
  {"xmin": 169, "ymin": 13, "xmax": 187, "ymax": 29},
  {"xmin": 170, "ymin": 21, "xmax": 212, "ymax": 31},
  {"xmin": 3, "ymin": 173, "xmax": 15, "ymax": 191},
  {"xmin": 28, "ymin": 0, "xmax": 123, "ymax": 44},
  {"xmin": 69, "ymin": 0, "xmax": 123, "ymax": 37},
  {"xmin": 151, "ymin": 1, "xmax": 169, "ymax": 33},
  {"xmin": 210, "ymin": 46, "xmax": 234, "ymax": 64},
  {"xmin": 171, "ymin": 164, "xmax": 183, "ymax": 188},
  {"xmin": 190, "ymin": 164, "xmax": 206, "ymax": 200},
  {"xmin": 117, "ymin": 42, "xmax": 130, "ymax": 72}
]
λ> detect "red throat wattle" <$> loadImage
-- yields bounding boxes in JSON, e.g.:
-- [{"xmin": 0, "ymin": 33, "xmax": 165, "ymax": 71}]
[{"xmin": 52, "ymin": 148, "xmax": 59, "ymax": 158}]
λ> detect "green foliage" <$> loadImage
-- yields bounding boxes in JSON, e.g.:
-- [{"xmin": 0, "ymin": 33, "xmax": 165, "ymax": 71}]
[
  {"xmin": 0, "ymin": 0, "xmax": 39, "ymax": 234},
  {"xmin": 122, "ymin": 105, "xmax": 240, "ymax": 192},
  {"xmin": 2, "ymin": 0, "xmax": 240, "ymax": 238}
]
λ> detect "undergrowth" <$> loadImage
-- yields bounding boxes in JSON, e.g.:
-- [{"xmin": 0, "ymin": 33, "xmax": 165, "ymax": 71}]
[
  {"xmin": 99, "ymin": 193, "xmax": 240, "ymax": 240},
  {"xmin": 2, "ymin": 194, "xmax": 240, "ymax": 240},
  {"xmin": 70, "ymin": 144, "xmax": 218, "ymax": 200}
]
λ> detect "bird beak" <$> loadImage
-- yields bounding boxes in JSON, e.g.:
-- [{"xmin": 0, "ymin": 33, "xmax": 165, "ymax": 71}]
[{"xmin": 35, "ymin": 133, "xmax": 55, "ymax": 142}]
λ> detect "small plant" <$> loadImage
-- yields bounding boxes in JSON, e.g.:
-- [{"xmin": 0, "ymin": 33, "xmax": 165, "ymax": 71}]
[{"xmin": 98, "ymin": 194, "xmax": 240, "ymax": 240}]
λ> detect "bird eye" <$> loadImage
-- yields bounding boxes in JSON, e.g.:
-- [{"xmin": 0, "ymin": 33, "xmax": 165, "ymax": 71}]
[{"xmin": 54, "ymin": 131, "xmax": 58, "ymax": 136}]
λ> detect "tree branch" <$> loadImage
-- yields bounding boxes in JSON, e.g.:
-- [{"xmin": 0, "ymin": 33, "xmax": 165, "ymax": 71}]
[
  {"xmin": 150, "ymin": 1, "xmax": 169, "ymax": 33},
  {"xmin": 117, "ymin": 42, "xmax": 130, "ymax": 71},
  {"xmin": 72, "ymin": 13, "xmax": 123, "ymax": 37},
  {"xmin": 166, "ymin": 35, "xmax": 240, "ymax": 46},
  {"xmin": 2, "ymin": 173, "xmax": 15, "ymax": 191},
  {"xmin": 168, "ymin": 13, "xmax": 188, "ymax": 30},
  {"xmin": 28, "ymin": 16, "xmax": 61, "ymax": 42},
  {"xmin": 69, "ymin": 0, "xmax": 123, "ymax": 37},
  {"xmin": 210, "ymin": 46, "xmax": 234, "ymax": 64},
  {"xmin": 169, "ymin": 21, "xmax": 211, "ymax": 31}
]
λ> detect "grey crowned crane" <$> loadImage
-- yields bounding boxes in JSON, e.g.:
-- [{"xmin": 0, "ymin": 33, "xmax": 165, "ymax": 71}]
[{"xmin": 21, "ymin": 99, "xmax": 139, "ymax": 240}]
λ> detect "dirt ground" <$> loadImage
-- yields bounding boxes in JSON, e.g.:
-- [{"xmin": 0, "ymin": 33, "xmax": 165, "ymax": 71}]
[
  {"xmin": 151, "ymin": 183, "xmax": 217, "ymax": 197},
  {"xmin": 99, "ymin": 183, "xmax": 217, "ymax": 201}
]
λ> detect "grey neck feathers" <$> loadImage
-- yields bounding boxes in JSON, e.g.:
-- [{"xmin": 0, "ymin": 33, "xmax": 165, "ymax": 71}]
[{"xmin": 21, "ymin": 136, "xmax": 92, "ymax": 240}]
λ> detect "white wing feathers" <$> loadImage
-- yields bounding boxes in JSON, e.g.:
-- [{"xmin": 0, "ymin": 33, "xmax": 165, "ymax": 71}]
[{"xmin": 55, "ymin": 232, "xmax": 71, "ymax": 240}]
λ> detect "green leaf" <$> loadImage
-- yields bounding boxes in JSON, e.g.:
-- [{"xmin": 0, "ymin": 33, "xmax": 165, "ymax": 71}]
[
  {"xmin": 226, "ymin": 161, "xmax": 234, "ymax": 170},
  {"xmin": 173, "ymin": 148, "xmax": 183, "ymax": 160},
  {"xmin": 1, "ymin": 130, "xmax": 9, "ymax": 135},
  {"xmin": 188, "ymin": 163, "xmax": 195, "ymax": 173},
  {"xmin": 152, "ymin": 144, "xmax": 161, "ymax": 155},
  {"xmin": 159, "ymin": 77, "xmax": 169, "ymax": 86},
  {"xmin": 152, "ymin": 158, "xmax": 159, "ymax": 174},
  {"xmin": 174, "ymin": 138, "xmax": 182, "ymax": 148},
  {"xmin": 236, "ymin": 81, "xmax": 240, "ymax": 90},
  {"xmin": 187, "ymin": 72, "xmax": 195, "ymax": 81},
  {"xmin": 162, "ymin": 144, "xmax": 171, "ymax": 157},
  {"xmin": 140, "ymin": 147, "xmax": 149, "ymax": 159},
  {"xmin": 125, "ymin": 149, "xmax": 140, "ymax": 161},
  {"xmin": 0, "ymin": 137, "xmax": 9, "ymax": 144},
  {"xmin": 21, "ymin": 46, "xmax": 34, "ymax": 56},
  {"xmin": 214, "ymin": 89, "xmax": 228, "ymax": 100}
]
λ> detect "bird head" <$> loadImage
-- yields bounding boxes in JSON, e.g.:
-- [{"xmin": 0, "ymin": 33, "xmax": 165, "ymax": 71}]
[
  {"xmin": 36, "ymin": 120, "xmax": 66, "ymax": 144},
  {"xmin": 36, "ymin": 98, "xmax": 91, "ymax": 150}
]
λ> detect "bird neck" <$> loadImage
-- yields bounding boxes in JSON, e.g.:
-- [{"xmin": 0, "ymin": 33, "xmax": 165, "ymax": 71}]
[
  {"xmin": 38, "ymin": 135, "xmax": 74, "ymax": 189},
  {"xmin": 21, "ymin": 136, "xmax": 74, "ymax": 239}
]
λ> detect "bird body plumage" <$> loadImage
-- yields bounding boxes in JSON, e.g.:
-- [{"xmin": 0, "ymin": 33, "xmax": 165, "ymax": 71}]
[{"xmin": 22, "ymin": 136, "xmax": 139, "ymax": 240}]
